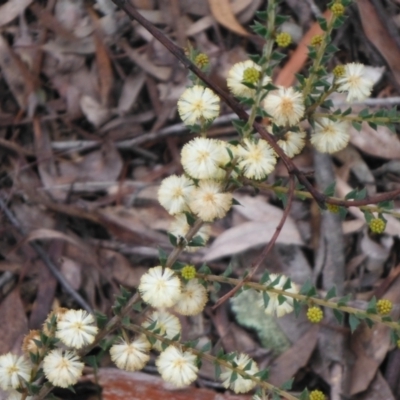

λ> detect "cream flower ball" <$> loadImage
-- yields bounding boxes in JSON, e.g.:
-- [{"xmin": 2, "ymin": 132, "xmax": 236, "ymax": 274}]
[
  {"xmin": 177, "ymin": 85, "xmax": 220, "ymax": 125},
  {"xmin": 310, "ymin": 118, "xmax": 350, "ymax": 153},
  {"xmin": 237, "ymin": 138, "xmax": 277, "ymax": 179},
  {"xmin": 220, "ymin": 353, "xmax": 259, "ymax": 393},
  {"xmin": 0, "ymin": 354, "xmax": 31, "ymax": 390},
  {"xmin": 43, "ymin": 349, "xmax": 84, "ymax": 388},
  {"xmin": 174, "ymin": 279, "xmax": 208, "ymax": 316},
  {"xmin": 336, "ymin": 62, "xmax": 373, "ymax": 103},
  {"xmin": 189, "ymin": 180, "xmax": 232, "ymax": 222},
  {"xmin": 158, "ymin": 175, "xmax": 194, "ymax": 215},
  {"xmin": 227, "ymin": 60, "xmax": 271, "ymax": 98},
  {"xmin": 277, "ymin": 130, "xmax": 306, "ymax": 158},
  {"xmin": 181, "ymin": 137, "xmax": 229, "ymax": 180},
  {"xmin": 110, "ymin": 335, "xmax": 150, "ymax": 372},
  {"xmin": 257, "ymin": 274, "xmax": 298, "ymax": 317},
  {"xmin": 169, "ymin": 214, "xmax": 211, "ymax": 252},
  {"xmin": 156, "ymin": 345, "xmax": 198, "ymax": 387},
  {"xmin": 139, "ymin": 266, "xmax": 182, "ymax": 308},
  {"xmin": 56, "ymin": 309, "xmax": 98, "ymax": 349},
  {"xmin": 263, "ymin": 86, "xmax": 305, "ymax": 126},
  {"xmin": 142, "ymin": 310, "xmax": 181, "ymax": 351}
]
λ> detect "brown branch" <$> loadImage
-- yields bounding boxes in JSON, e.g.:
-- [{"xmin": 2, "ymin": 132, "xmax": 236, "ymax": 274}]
[
  {"xmin": 213, "ymin": 176, "xmax": 296, "ymax": 309},
  {"xmin": 109, "ymin": 0, "xmax": 326, "ymax": 206},
  {"xmin": 110, "ymin": 1, "xmax": 400, "ymax": 209}
]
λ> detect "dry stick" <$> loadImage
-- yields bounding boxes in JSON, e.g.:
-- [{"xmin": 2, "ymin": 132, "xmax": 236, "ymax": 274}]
[
  {"xmin": 109, "ymin": 0, "xmax": 400, "ymax": 209},
  {"xmin": 0, "ymin": 195, "xmax": 93, "ymax": 313},
  {"xmin": 213, "ymin": 176, "xmax": 296, "ymax": 309}
]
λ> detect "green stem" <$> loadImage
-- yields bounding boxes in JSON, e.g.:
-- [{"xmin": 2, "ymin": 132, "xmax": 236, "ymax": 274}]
[
  {"xmin": 201, "ymin": 274, "xmax": 400, "ymax": 331},
  {"xmin": 127, "ymin": 324, "xmax": 299, "ymax": 400},
  {"xmin": 302, "ymin": 14, "xmax": 337, "ymax": 99}
]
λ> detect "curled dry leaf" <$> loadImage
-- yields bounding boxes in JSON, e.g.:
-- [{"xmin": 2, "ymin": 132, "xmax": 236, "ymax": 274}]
[
  {"xmin": 0, "ymin": 0, "xmax": 33, "ymax": 27},
  {"xmin": 208, "ymin": 0, "xmax": 249, "ymax": 36},
  {"xmin": 204, "ymin": 195, "xmax": 303, "ymax": 261}
]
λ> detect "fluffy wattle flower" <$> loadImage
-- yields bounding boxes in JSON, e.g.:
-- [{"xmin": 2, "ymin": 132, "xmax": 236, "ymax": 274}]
[
  {"xmin": 181, "ymin": 137, "xmax": 229, "ymax": 180},
  {"xmin": 56, "ymin": 309, "xmax": 98, "ymax": 349},
  {"xmin": 263, "ymin": 87, "xmax": 305, "ymax": 126},
  {"xmin": 139, "ymin": 266, "xmax": 181, "ymax": 308},
  {"xmin": 0, "ymin": 354, "xmax": 31, "ymax": 390},
  {"xmin": 142, "ymin": 310, "xmax": 181, "ymax": 351},
  {"xmin": 177, "ymin": 85, "xmax": 220, "ymax": 125},
  {"xmin": 174, "ymin": 279, "xmax": 208, "ymax": 316},
  {"xmin": 156, "ymin": 346, "xmax": 198, "ymax": 387},
  {"xmin": 43, "ymin": 349, "xmax": 84, "ymax": 388},
  {"xmin": 336, "ymin": 62, "xmax": 373, "ymax": 102},
  {"xmin": 257, "ymin": 274, "xmax": 298, "ymax": 317},
  {"xmin": 168, "ymin": 214, "xmax": 210, "ymax": 252},
  {"xmin": 220, "ymin": 353, "xmax": 259, "ymax": 393},
  {"xmin": 227, "ymin": 60, "xmax": 271, "ymax": 98},
  {"xmin": 237, "ymin": 138, "xmax": 277, "ymax": 179},
  {"xmin": 310, "ymin": 118, "xmax": 350, "ymax": 153},
  {"xmin": 189, "ymin": 180, "xmax": 232, "ymax": 222},
  {"xmin": 277, "ymin": 130, "xmax": 306, "ymax": 158},
  {"xmin": 158, "ymin": 175, "xmax": 194, "ymax": 215},
  {"xmin": 110, "ymin": 335, "xmax": 150, "ymax": 372}
]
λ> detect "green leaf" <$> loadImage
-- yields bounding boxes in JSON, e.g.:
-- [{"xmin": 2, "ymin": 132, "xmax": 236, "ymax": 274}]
[
  {"xmin": 325, "ymin": 286, "xmax": 337, "ymax": 300},
  {"xmin": 342, "ymin": 107, "xmax": 352, "ymax": 116},
  {"xmin": 213, "ymin": 281, "xmax": 221, "ymax": 292},
  {"xmin": 324, "ymin": 181, "xmax": 336, "ymax": 197},
  {"xmin": 255, "ymin": 368, "xmax": 270, "ymax": 380},
  {"xmin": 358, "ymin": 108, "xmax": 370, "ymax": 118},
  {"xmin": 317, "ymin": 17, "xmax": 328, "ymax": 31},
  {"xmin": 158, "ymin": 248, "xmax": 168, "ymax": 267},
  {"xmin": 84, "ymin": 355, "xmax": 98, "ymax": 370},
  {"xmin": 271, "ymin": 51, "xmax": 286, "ymax": 61},
  {"xmin": 300, "ymin": 280, "xmax": 317, "ymax": 297},
  {"xmin": 355, "ymin": 187, "xmax": 367, "ymax": 200},
  {"xmin": 352, "ymin": 121, "xmax": 362, "ymax": 131},
  {"xmin": 201, "ymin": 341, "xmax": 212, "ymax": 352},
  {"xmin": 349, "ymin": 314, "xmax": 360, "ymax": 333},
  {"xmin": 333, "ymin": 309, "xmax": 344, "ymax": 324},
  {"xmin": 185, "ymin": 212, "xmax": 197, "ymax": 226},
  {"xmin": 378, "ymin": 200, "xmax": 394, "ymax": 210},
  {"xmin": 222, "ymin": 262, "xmax": 233, "ymax": 277},
  {"xmin": 299, "ymin": 388, "xmax": 310, "ymax": 400},
  {"xmin": 337, "ymin": 294, "xmax": 352, "ymax": 307},
  {"xmin": 283, "ymin": 278, "xmax": 292, "ymax": 290},
  {"xmin": 362, "ymin": 209, "xmax": 374, "ymax": 224},
  {"xmin": 263, "ymin": 291, "xmax": 270, "ymax": 308},
  {"xmin": 95, "ymin": 311, "xmax": 108, "ymax": 329},
  {"xmin": 198, "ymin": 263, "xmax": 211, "ymax": 274},
  {"xmin": 232, "ymin": 198, "xmax": 242, "ymax": 206},
  {"xmin": 188, "ymin": 235, "xmax": 205, "ymax": 247},
  {"xmin": 214, "ymin": 363, "xmax": 222, "ymax": 379},
  {"xmin": 230, "ymin": 371, "xmax": 238, "ymax": 383},
  {"xmin": 281, "ymin": 378, "xmax": 294, "ymax": 390},
  {"xmin": 293, "ymin": 298, "xmax": 302, "ymax": 317},
  {"xmin": 277, "ymin": 294, "xmax": 286, "ymax": 305},
  {"xmin": 168, "ymin": 232, "xmax": 178, "ymax": 247},
  {"xmin": 260, "ymin": 271, "xmax": 270, "ymax": 284}
]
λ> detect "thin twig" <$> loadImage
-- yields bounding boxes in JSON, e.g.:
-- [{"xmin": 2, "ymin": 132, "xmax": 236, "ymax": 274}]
[
  {"xmin": 213, "ymin": 176, "xmax": 296, "ymax": 309},
  {"xmin": 0, "ymin": 195, "xmax": 93, "ymax": 313}
]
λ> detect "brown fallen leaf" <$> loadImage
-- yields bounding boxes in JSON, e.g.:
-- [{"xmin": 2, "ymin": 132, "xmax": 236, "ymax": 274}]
[
  {"xmin": 275, "ymin": 10, "xmax": 332, "ymax": 87},
  {"xmin": 269, "ymin": 326, "xmax": 320, "ymax": 386},
  {"xmin": 349, "ymin": 123, "xmax": 400, "ymax": 160},
  {"xmin": 350, "ymin": 274, "xmax": 400, "ymax": 394},
  {"xmin": 0, "ymin": 289, "xmax": 28, "ymax": 354},
  {"xmin": 85, "ymin": 369, "xmax": 250, "ymax": 400},
  {"xmin": 357, "ymin": 0, "xmax": 400, "ymax": 86},
  {"xmin": 0, "ymin": 0, "xmax": 33, "ymax": 27},
  {"xmin": 208, "ymin": 0, "xmax": 249, "ymax": 36}
]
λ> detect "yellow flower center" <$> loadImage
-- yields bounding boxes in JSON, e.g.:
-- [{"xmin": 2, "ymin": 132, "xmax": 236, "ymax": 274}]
[{"xmin": 280, "ymin": 98, "xmax": 294, "ymax": 116}]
